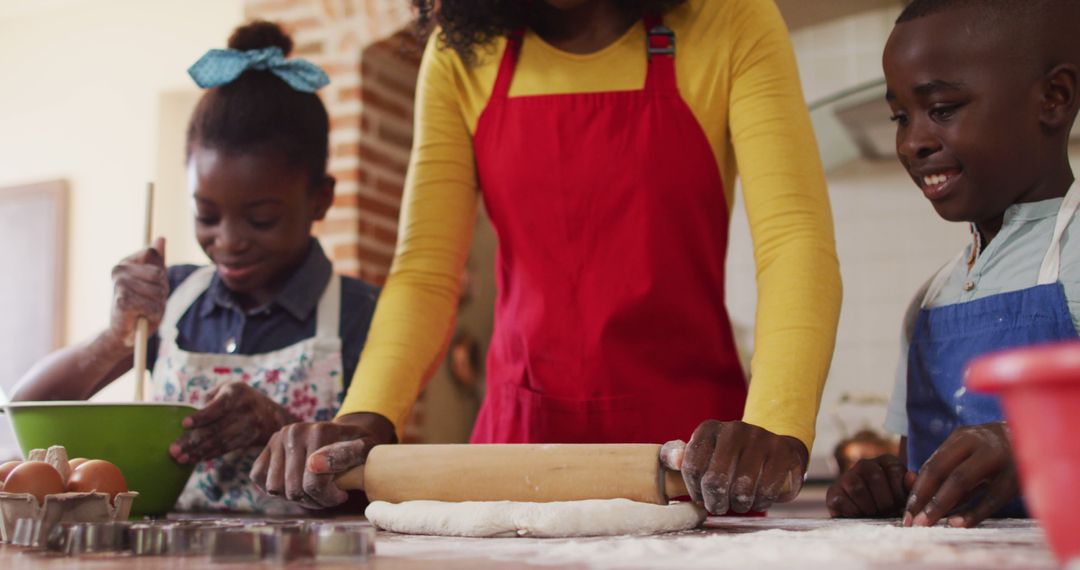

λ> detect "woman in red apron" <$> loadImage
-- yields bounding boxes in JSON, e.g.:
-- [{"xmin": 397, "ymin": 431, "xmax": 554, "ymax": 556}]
[{"xmin": 253, "ymin": 0, "xmax": 841, "ymax": 516}]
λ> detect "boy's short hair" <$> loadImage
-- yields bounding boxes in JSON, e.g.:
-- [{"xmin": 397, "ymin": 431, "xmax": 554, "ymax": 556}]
[{"xmin": 897, "ymin": 0, "xmax": 1080, "ymax": 84}]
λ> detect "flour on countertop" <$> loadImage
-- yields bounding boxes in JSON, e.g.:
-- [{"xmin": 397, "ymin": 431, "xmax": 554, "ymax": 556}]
[{"xmin": 375, "ymin": 518, "xmax": 1057, "ymax": 569}]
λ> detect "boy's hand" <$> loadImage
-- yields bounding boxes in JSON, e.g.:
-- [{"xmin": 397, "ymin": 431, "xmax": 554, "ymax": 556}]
[
  {"xmin": 108, "ymin": 237, "xmax": 167, "ymax": 348},
  {"xmin": 827, "ymin": 454, "xmax": 914, "ymax": 518},
  {"xmin": 663, "ymin": 420, "xmax": 807, "ymax": 514},
  {"xmin": 904, "ymin": 422, "xmax": 1019, "ymax": 528},
  {"xmin": 249, "ymin": 412, "xmax": 396, "ymax": 510},
  {"xmin": 169, "ymin": 382, "xmax": 297, "ymax": 464}
]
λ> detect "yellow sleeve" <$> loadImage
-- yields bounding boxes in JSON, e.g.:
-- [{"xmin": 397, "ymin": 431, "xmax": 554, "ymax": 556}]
[
  {"xmin": 728, "ymin": 0, "xmax": 842, "ymax": 450},
  {"xmin": 337, "ymin": 33, "xmax": 478, "ymax": 433}
]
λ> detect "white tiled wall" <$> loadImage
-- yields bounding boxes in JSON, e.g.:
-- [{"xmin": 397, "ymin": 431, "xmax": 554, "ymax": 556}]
[
  {"xmin": 725, "ymin": 159, "xmax": 968, "ymax": 469},
  {"xmin": 789, "ymin": 6, "xmax": 901, "ymax": 105}
]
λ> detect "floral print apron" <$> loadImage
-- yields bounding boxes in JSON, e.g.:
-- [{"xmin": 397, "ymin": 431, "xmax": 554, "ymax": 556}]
[{"xmin": 152, "ymin": 266, "xmax": 344, "ymax": 514}]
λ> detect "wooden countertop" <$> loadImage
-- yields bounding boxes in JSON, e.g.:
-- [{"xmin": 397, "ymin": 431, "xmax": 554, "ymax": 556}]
[{"xmin": 0, "ymin": 517, "xmax": 1057, "ymax": 569}]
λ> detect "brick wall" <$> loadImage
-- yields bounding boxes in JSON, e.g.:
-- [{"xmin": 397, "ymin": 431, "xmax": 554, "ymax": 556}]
[
  {"xmin": 244, "ymin": 0, "xmax": 419, "ymax": 283},
  {"xmin": 244, "ymin": 0, "xmax": 443, "ymax": 441}
]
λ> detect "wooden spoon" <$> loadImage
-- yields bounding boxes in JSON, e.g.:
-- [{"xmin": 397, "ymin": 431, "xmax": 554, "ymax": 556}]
[{"xmin": 132, "ymin": 182, "xmax": 154, "ymax": 402}]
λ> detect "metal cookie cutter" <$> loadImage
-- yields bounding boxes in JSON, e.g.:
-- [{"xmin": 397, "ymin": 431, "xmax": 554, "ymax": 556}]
[
  {"xmin": 162, "ymin": 521, "xmax": 217, "ymax": 556},
  {"xmin": 11, "ymin": 518, "xmax": 47, "ymax": 548},
  {"xmin": 208, "ymin": 527, "xmax": 270, "ymax": 563},
  {"xmin": 314, "ymin": 522, "xmax": 376, "ymax": 561},
  {"xmin": 46, "ymin": 521, "xmax": 131, "ymax": 556},
  {"xmin": 263, "ymin": 526, "xmax": 317, "ymax": 563},
  {"xmin": 129, "ymin": 523, "xmax": 164, "ymax": 556},
  {"xmin": 160, "ymin": 519, "xmax": 243, "ymax": 556}
]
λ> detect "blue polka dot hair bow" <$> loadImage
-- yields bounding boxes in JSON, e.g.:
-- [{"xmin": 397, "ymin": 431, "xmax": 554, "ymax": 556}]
[{"xmin": 187, "ymin": 47, "xmax": 329, "ymax": 93}]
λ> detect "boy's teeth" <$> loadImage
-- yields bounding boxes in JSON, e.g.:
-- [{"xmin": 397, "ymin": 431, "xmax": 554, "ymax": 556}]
[{"xmin": 923, "ymin": 174, "xmax": 949, "ymax": 186}]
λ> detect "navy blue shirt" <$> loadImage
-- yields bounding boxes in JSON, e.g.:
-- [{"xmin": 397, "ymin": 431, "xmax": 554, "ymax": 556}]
[{"xmin": 147, "ymin": 239, "xmax": 379, "ymax": 388}]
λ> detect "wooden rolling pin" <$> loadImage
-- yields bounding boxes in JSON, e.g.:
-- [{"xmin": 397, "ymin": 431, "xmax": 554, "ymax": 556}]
[{"xmin": 334, "ymin": 444, "xmax": 689, "ymax": 504}]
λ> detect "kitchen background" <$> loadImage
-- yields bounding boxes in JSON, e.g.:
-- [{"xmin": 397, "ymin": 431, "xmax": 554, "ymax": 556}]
[{"xmin": 1, "ymin": 0, "xmax": 1077, "ymax": 476}]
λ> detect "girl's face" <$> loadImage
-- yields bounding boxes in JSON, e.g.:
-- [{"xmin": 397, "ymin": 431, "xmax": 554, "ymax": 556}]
[{"xmin": 187, "ymin": 145, "xmax": 333, "ymax": 309}]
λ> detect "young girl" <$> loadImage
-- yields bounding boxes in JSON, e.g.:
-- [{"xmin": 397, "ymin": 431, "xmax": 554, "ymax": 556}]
[{"xmin": 13, "ymin": 21, "xmax": 379, "ymax": 514}]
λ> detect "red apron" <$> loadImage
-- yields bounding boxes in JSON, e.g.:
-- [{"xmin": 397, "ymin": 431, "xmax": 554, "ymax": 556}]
[{"xmin": 471, "ymin": 15, "xmax": 746, "ymax": 445}]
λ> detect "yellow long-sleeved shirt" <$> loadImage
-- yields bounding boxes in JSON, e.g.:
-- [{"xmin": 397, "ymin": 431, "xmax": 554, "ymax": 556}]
[{"xmin": 340, "ymin": 0, "xmax": 842, "ymax": 451}]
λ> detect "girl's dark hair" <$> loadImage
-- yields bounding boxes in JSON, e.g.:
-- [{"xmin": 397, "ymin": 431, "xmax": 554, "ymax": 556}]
[
  {"xmin": 414, "ymin": 0, "xmax": 687, "ymax": 65},
  {"xmin": 186, "ymin": 21, "xmax": 329, "ymax": 186}
]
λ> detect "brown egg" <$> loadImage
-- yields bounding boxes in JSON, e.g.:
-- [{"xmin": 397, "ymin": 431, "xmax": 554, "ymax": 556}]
[
  {"xmin": 67, "ymin": 460, "xmax": 127, "ymax": 503},
  {"xmin": 0, "ymin": 460, "xmax": 22, "ymax": 485},
  {"xmin": 68, "ymin": 458, "xmax": 89, "ymax": 471},
  {"xmin": 3, "ymin": 461, "xmax": 65, "ymax": 503}
]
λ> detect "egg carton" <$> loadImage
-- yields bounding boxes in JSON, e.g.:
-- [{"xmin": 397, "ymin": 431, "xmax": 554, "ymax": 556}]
[
  {"xmin": 0, "ymin": 445, "xmax": 138, "ymax": 543},
  {"xmin": 0, "ymin": 490, "xmax": 138, "ymax": 544}
]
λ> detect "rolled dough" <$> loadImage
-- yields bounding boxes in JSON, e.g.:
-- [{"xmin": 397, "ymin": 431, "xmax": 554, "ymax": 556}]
[{"xmin": 364, "ymin": 499, "xmax": 706, "ymax": 538}]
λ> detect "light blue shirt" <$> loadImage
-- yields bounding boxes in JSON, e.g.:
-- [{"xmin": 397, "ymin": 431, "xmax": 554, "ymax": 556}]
[{"xmin": 885, "ymin": 189, "xmax": 1080, "ymax": 435}]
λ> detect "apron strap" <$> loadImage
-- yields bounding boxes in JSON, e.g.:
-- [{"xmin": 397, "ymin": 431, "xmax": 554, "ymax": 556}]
[
  {"xmin": 643, "ymin": 13, "xmax": 677, "ymax": 93},
  {"xmin": 921, "ymin": 249, "xmax": 967, "ymax": 309},
  {"xmin": 925, "ymin": 181, "xmax": 1080, "ymax": 305},
  {"xmin": 315, "ymin": 275, "xmax": 341, "ymax": 340},
  {"xmin": 494, "ymin": 14, "xmax": 677, "ymax": 99},
  {"xmin": 159, "ymin": 266, "xmax": 216, "ymax": 344},
  {"xmin": 1038, "ymin": 182, "xmax": 1080, "ymax": 285},
  {"xmin": 491, "ymin": 29, "xmax": 525, "ymax": 99}
]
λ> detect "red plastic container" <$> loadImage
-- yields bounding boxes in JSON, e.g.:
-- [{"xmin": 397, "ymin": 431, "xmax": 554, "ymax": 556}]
[{"xmin": 966, "ymin": 341, "xmax": 1080, "ymax": 566}]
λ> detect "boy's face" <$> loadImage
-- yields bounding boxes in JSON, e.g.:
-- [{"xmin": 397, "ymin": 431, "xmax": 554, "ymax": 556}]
[
  {"xmin": 883, "ymin": 8, "xmax": 1046, "ymax": 225},
  {"xmin": 187, "ymin": 146, "xmax": 333, "ymax": 308}
]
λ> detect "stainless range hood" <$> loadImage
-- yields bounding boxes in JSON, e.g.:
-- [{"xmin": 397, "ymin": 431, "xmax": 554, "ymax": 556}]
[
  {"xmin": 811, "ymin": 78, "xmax": 1080, "ymax": 172},
  {"xmin": 809, "ymin": 78, "xmax": 891, "ymax": 171}
]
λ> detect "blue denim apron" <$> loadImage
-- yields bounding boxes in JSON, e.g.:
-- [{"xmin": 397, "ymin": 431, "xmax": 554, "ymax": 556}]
[{"xmin": 907, "ymin": 184, "xmax": 1080, "ymax": 517}]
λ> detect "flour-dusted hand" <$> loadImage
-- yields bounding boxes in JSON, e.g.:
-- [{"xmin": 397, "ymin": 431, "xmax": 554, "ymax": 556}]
[
  {"xmin": 904, "ymin": 422, "xmax": 1018, "ymax": 528},
  {"xmin": 250, "ymin": 412, "xmax": 396, "ymax": 510},
  {"xmin": 672, "ymin": 420, "xmax": 807, "ymax": 514},
  {"xmin": 108, "ymin": 237, "xmax": 168, "ymax": 347},
  {"xmin": 170, "ymin": 382, "xmax": 297, "ymax": 464},
  {"xmin": 827, "ymin": 454, "xmax": 914, "ymax": 518},
  {"xmin": 659, "ymin": 439, "xmax": 687, "ymax": 471}
]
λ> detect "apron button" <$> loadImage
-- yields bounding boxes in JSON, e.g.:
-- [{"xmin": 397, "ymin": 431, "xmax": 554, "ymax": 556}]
[
  {"xmin": 963, "ymin": 280, "xmax": 975, "ymax": 291},
  {"xmin": 225, "ymin": 338, "xmax": 238, "ymax": 353}
]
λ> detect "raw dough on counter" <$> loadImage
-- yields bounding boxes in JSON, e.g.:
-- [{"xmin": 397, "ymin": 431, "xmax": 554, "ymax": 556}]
[{"xmin": 364, "ymin": 498, "xmax": 706, "ymax": 538}]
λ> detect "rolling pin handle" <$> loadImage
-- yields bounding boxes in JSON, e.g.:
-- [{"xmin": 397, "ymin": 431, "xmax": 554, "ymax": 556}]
[
  {"xmin": 334, "ymin": 464, "xmax": 366, "ymax": 491},
  {"xmin": 663, "ymin": 468, "xmax": 689, "ymax": 500},
  {"xmin": 662, "ymin": 466, "xmax": 796, "ymax": 503}
]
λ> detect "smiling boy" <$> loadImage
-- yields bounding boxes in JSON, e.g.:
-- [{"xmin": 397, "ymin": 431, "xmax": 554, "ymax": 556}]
[{"xmin": 827, "ymin": 0, "xmax": 1080, "ymax": 528}]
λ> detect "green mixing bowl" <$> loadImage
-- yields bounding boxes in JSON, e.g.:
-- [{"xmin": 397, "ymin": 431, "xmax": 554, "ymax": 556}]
[{"xmin": 3, "ymin": 401, "xmax": 197, "ymax": 516}]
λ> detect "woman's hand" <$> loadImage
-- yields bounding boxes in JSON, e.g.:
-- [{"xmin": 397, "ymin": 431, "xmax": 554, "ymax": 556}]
[
  {"xmin": 249, "ymin": 412, "xmax": 396, "ymax": 510},
  {"xmin": 904, "ymin": 422, "xmax": 1018, "ymax": 528},
  {"xmin": 662, "ymin": 420, "xmax": 808, "ymax": 514},
  {"xmin": 827, "ymin": 454, "xmax": 914, "ymax": 518},
  {"xmin": 170, "ymin": 382, "xmax": 297, "ymax": 464},
  {"xmin": 108, "ymin": 237, "xmax": 168, "ymax": 347}
]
